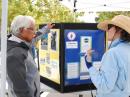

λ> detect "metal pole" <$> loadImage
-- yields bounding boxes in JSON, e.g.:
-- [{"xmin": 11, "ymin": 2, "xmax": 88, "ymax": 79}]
[
  {"xmin": 73, "ymin": 0, "xmax": 77, "ymax": 22},
  {"xmin": 79, "ymin": 94, "xmax": 83, "ymax": 97},
  {"xmin": 0, "ymin": 0, "xmax": 8, "ymax": 97}
]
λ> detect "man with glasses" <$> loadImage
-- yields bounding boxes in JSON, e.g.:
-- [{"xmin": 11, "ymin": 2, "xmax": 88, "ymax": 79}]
[{"xmin": 7, "ymin": 15, "xmax": 54, "ymax": 97}]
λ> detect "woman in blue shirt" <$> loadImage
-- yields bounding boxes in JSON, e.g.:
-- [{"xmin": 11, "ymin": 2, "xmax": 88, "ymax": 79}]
[{"xmin": 85, "ymin": 15, "xmax": 130, "ymax": 97}]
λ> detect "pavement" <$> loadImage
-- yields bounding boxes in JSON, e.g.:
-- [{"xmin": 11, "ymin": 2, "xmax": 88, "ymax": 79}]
[{"xmin": 40, "ymin": 83, "xmax": 96, "ymax": 97}]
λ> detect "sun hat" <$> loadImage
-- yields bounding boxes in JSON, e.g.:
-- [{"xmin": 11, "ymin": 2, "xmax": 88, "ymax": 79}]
[{"xmin": 97, "ymin": 15, "xmax": 130, "ymax": 34}]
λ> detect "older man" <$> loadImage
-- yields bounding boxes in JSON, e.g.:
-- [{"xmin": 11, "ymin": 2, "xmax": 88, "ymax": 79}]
[{"xmin": 7, "ymin": 15, "xmax": 54, "ymax": 97}]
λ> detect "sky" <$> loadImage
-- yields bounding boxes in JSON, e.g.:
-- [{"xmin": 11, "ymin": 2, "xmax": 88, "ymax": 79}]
[{"xmin": 60, "ymin": 0, "xmax": 130, "ymax": 22}]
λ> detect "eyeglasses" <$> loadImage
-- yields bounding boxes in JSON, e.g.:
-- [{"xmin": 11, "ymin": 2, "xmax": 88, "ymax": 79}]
[
  {"xmin": 108, "ymin": 24, "xmax": 114, "ymax": 30},
  {"xmin": 25, "ymin": 27, "xmax": 36, "ymax": 34},
  {"xmin": 26, "ymin": 27, "xmax": 35, "ymax": 32}
]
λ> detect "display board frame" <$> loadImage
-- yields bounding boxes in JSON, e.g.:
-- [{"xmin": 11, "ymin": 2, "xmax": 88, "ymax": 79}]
[{"xmin": 39, "ymin": 23, "xmax": 106, "ymax": 93}]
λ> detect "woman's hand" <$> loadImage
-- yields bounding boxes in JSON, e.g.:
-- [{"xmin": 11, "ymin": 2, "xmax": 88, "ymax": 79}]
[
  {"xmin": 84, "ymin": 49, "xmax": 95, "ymax": 69},
  {"xmin": 85, "ymin": 49, "xmax": 95, "ymax": 63}
]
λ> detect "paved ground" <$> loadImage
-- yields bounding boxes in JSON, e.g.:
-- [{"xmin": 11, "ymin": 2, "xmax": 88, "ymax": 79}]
[
  {"xmin": 1, "ymin": 82, "xmax": 96, "ymax": 97},
  {"xmin": 40, "ymin": 83, "xmax": 96, "ymax": 97},
  {"xmin": 41, "ymin": 92, "xmax": 96, "ymax": 97}
]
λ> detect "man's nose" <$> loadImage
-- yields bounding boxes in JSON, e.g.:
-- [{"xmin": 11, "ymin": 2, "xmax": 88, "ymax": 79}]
[{"xmin": 33, "ymin": 34, "xmax": 36, "ymax": 38}]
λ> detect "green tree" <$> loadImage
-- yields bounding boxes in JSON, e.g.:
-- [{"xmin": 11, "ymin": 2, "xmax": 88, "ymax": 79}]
[
  {"xmin": 96, "ymin": 11, "xmax": 130, "ymax": 22},
  {"xmin": 0, "ymin": 0, "xmax": 84, "ymax": 27}
]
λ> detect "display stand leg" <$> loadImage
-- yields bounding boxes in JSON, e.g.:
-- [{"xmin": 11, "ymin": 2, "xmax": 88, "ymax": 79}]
[{"xmin": 79, "ymin": 94, "xmax": 83, "ymax": 97}]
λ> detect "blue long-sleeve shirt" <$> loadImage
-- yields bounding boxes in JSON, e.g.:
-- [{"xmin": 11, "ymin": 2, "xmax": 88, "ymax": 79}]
[{"xmin": 88, "ymin": 38, "xmax": 130, "ymax": 97}]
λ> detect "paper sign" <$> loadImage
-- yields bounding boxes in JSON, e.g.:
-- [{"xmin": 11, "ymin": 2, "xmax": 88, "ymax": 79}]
[{"xmin": 67, "ymin": 62, "xmax": 79, "ymax": 79}]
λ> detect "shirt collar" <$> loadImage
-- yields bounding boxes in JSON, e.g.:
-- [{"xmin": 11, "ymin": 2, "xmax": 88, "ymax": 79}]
[
  {"xmin": 110, "ymin": 38, "xmax": 122, "ymax": 48},
  {"xmin": 8, "ymin": 34, "xmax": 32, "ymax": 47},
  {"xmin": 8, "ymin": 34, "xmax": 23, "ymax": 43}
]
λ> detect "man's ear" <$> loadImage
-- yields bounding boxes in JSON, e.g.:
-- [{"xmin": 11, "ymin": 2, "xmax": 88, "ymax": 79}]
[{"xmin": 19, "ymin": 28, "xmax": 24, "ymax": 35}]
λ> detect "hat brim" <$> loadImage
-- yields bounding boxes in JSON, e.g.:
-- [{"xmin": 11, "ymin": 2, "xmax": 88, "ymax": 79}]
[
  {"xmin": 97, "ymin": 15, "xmax": 130, "ymax": 34},
  {"xmin": 97, "ymin": 20, "xmax": 114, "ymax": 31}
]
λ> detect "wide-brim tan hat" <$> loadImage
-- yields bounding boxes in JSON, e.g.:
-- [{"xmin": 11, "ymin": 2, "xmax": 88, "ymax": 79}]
[{"xmin": 97, "ymin": 15, "xmax": 130, "ymax": 34}]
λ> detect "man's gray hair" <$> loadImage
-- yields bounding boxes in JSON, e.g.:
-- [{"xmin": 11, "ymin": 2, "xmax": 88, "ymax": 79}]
[{"xmin": 10, "ymin": 15, "xmax": 35, "ymax": 36}]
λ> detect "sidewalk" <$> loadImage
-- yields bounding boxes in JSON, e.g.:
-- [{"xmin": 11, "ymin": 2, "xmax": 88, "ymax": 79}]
[{"xmin": 40, "ymin": 83, "xmax": 96, "ymax": 97}]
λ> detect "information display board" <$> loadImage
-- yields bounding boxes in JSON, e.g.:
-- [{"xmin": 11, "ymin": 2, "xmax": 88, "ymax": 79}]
[
  {"xmin": 64, "ymin": 30, "xmax": 105, "ymax": 86},
  {"xmin": 39, "ymin": 23, "xmax": 106, "ymax": 92}
]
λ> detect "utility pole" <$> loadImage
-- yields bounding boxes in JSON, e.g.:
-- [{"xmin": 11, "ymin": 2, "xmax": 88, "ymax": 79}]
[
  {"xmin": 0, "ymin": 0, "xmax": 8, "ymax": 97},
  {"xmin": 73, "ymin": 0, "xmax": 77, "ymax": 22}
]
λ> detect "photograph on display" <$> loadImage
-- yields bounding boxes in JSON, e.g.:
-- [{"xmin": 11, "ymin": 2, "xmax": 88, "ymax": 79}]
[
  {"xmin": 41, "ymin": 34, "xmax": 48, "ymax": 50},
  {"xmin": 51, "ymin": 31, "xmax": 57, "ymax": 50},
  {"xmin": 50, "ymin": 29, "xmax": 59, "ymax": 51}
]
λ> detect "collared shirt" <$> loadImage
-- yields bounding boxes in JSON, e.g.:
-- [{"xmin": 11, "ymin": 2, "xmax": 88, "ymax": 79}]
[
  {"xmin": 8, "ymin": 35, "xmax": 23, "ymax": 43},
  {"xmin": 88, "ymin": 38, "xmax": 130, "ymax": 97},
  {"xmin": 8, "ymin": 34, "xmax": 32, "ymax": 47}
]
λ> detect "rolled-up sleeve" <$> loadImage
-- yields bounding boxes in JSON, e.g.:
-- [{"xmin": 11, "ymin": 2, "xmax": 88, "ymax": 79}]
[
  {"xmin": 33, "ymin": 26, "xmax": 50, "ymax": 43},
  {"xmin": 88, "ymin": 49, "xmax": 119, "ymax": 93}
]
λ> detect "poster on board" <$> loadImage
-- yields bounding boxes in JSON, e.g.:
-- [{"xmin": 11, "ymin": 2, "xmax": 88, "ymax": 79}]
[{"xmin": 39, "ymin": 29, "xmax": 60, "ymax": 84}]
